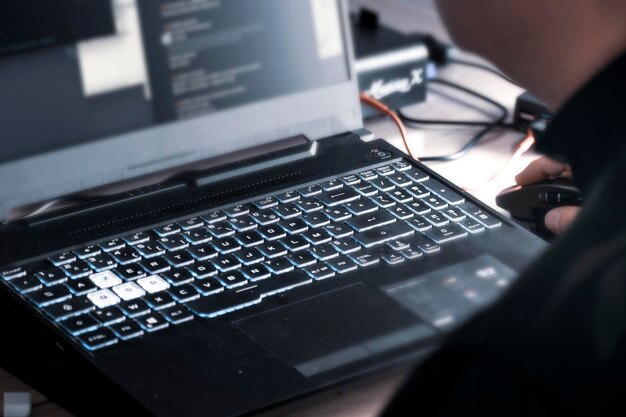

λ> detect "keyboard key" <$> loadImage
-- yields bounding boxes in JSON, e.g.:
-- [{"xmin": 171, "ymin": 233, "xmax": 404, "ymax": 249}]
[
  {"xmin": 258, "ymin": 225, "xmax": 287, "ymax": 241},
  {"xmin": 320, "ymin": 179, "xmax": 343, "ymax": 191},
  {"xmin": 403, "ymin": 168, "xmax": 429, "ymax": 183},
  {"xmin": 423, "ymin": 212, "xmax": 450, "ymax": 227},
  {"xmin": 154, "ymin": 224, "xmax": 180, "ymax": 237},
  {"xmin": 1, "ymin": 267, "xmax": 26, "ymax": 281},
  {"xmin": 317, "ymin": 188, "xmax": 360, "ymax": 207},
  {"xmin": 164, "ymin": 250, "xmax": 195, "ymax": 267},
  {"xmin": 422, "ymin": 195, "xmax": 449, "ymax": 210},
  {"xmin": 241, "ymin": 264, "xmax": 272, "ymax": 282},
  {"xmin": 112, "ymin": 282, "xmax": 145, "ymax": 301},
  {"xmin": 228, "ymin": 216, "xmax": 257, "ymax": 232},
  {"xmin": 123, "ymin": 232, "xmax": 151, "ymax": 246},
  {"xmin": 234, "ymin": 231, "xmax": 265, "ymax": 247},
  {"xmin": 100, "ymin": 239, "xmax": 125, "ymax": 253},
  {"xmin": 324, "ymin": 222, "xmax": 354, "ymax": 239},
  {"xmin": 353, "ymin": 183, "xmax": 378, "ymax": 197},
  {"xmin": 211, "ymin": 255, "xmax": 241, "ymax": 273},
  {"xmin": 169, "ymin": 284, "xmax": 200, "ymax": 303},
  {"xmin": 371, "ymin": 194, "xmax": 396, "ymax": 209},
  {"xmin": 302, "ymin": 230, "xmax": 332, "ymax": 245},
  {"xmin": 400, "ymin": 247, "xmax": 423, "ymax": 260},
  {"xmin": 206, "ymin": 222, "xmax": 236, "ymax": 238},
  {"xmin": 277, "ymin": 191, "xmax": 300, "ymax": 203},
  {"xmin": 225, "ymin": 204, "xmax": 251, "ymax": 218},
  {"xmin": 352, "ymin": 222, "xmax": 414, "ymax": 248},
  {"xmin": 75, "ymin": 246, "xmax": 102, "ymax": 259},
  {"xmin": 145, "ymin": 292, "xmax": 176, "ymax": 310},
  {"xmin": 387, "ymin": 239, "xmax": 411, "ymax": 251},
  {"xmin": 92, "ymin": 306, "xmax": 126, "ymax": 325},
  {"xmin": 280, "ymin": 235, "xmax": 310, "ymax": 252},
  {"xmin": 288, "ymin": 252, "xmax": 317, "ymax": 268},
  {"xmin": 135, "ymin": 243, "xmax": 166, "ymax": 258},
  {"xmin": 140, "ymin": 258, "xmax": 171, "ymax": 274},
  {"xmin": 187, "ymin": 261, "xmax": 218, "ymax": 278},
  {"xmin": 137, "ymin": 313, "xmax": 169, "ymax": 332},
  {"xmin": 182, "ymin": 228, "xmax": 213, "ymax": 245},
  {"xmin": 61, "ymin": 315, "xmax": 100, "ymax": 336},
  {"xmin": 344, "ymin": 199, "xmax": 378, "ymax": 216},
  {"xmin": 89, "ymin": 271, "xmax": 122, "ymax": 289},
  {"xmin": 272, "ymin": 203, "xmax": 302, "ymax": 219},
  {"xmin": 441, "ymin": 207, "xmax": 467, "ymax": 222},
  {"xmin": 297, "ymin": 185, "xmax": 323, "ymax": 197},
  {"xmin": 370, "ymin": 177, "xmax": 395, "ymax": 192},
  {"xmin": 458, "ymin": 217, "xmax": 486, "ymax": 234},
  {"xmin": 137, "ymin": 275, "xmax": 170, "ymax": 294},
  {"xmin": 308, "ymin": 243, "xmax": 339, "ymax": 261},
  {"xmin": 158, "ymin": 235, "xmax": 189, "ymax": 252},
  {"xmin": 423, "ymin": 180, "xmax": 466, "ymax": 205},
  {"xmin": 323, "ymin": 207, "xmax": 352, "ymax": 222},
  {"xmin": 109, "ymin": 247, "xmax": 142, "ymax": 265},
  {"xmin": 29, "ymin": 286, "xmax": 71, "ymax": 307},
  {"xmin": 162, "ymin": 306, "xmax": 194, "ymax": 325},
  {"xmin": 392, "ymin": 160, "xmax": 412, "ymax": 171},
  {"xmin": 326, "ymin": 256, "xmax": 358, "ymax": 274},
  {"xmin": 406, "ymin": 216, "xmax": 433, "ymax": 232},
  {"xmin": 459, "ymin": 203, "xmax": 503, "ymax": 229},
  {"xmin": 390, "ymin": 205, "xmax": 414, "ymax": 220},
  {"xmin": 349, "ymin": 252, "xmax": 380, "ymax": 267},
  {"xmin": 412, "ymin": 235, "xmax": 440, "ymax": 254},
  {"xmin": 253, "ymin": 196, "xmax": 279, "ymax": 209},
  {"xmin": 233, "ymin": 247, "xmax": 265, "ymax": 265},
  {"xmin": 61, "ymin": 260, "xmax": 92, "ymax": 278},
  {"xmin": 192, "ymin": 278, "xmax": 224, "ymax": 296},
  {"xmin": 347, "ymin": 211, "xmax": 395, "ymax": 232},
  {"xmin": 341, "ymin": 174, "xmax": 361, "ymax": 185},
  {"xmin": 406, "ymin": 184, "xmax": 430, "ymax": 199},
  {"xmin": 331, "ymin": 238, "xmax": 361, "ymax": 254},
  {"xmin": 110, "ymin": 321, "xmax": 143, "ymax": 340},
  {"xmin": 187, "ymin": 288, "xmax": 262, "ymax": 319},
  {"xmin": 376, "ymin": 165, "xmax": 395, "ymax": 177},
  {"xmin": 114, "ymin": 265, "xmax": 147, "ymax": 281},
  {"xmin": 49, "ymin": 252, "xmax": 76, "ymax": 267},
  {"xmin": 202, "ymin": 210, "xmax": 228, "ymax": 224},
  {"xmin": 359, "ymin": 170, "xmax": 378, "ymax": 181},
  {"xmin": 86, "ymin": 254, "xmax": 117, "ymax": 272},
  {"xmin": 250, "ymin": 210, "xmax": 280, "ymax": 226},
  {"xmin": 120, "ymin": 300, "xmax": 151, "ymax": 317},
  {"xmin": 212, "ymin": 237, "xmax": 241, "ymax": 254},
  {"xmin": 256, "ymin": 271, "xmax": 311, "ymax": 297},
  {"xmin": 161, "ymin": 269, "xmax": 193, "ymax": 287},
  {"xmin": 179, "ymin": 217, "xmax": 204, "ymax": 231},
  {"xmin": 303, "ymin": 264, "xmax": 335, "ymax": 280},
  {"xmin": 66, "ymin": 277, "xmax": 98, "ymax": 295},
  {"xmin": 381, "ymin": 249, "xmax": 406, "ymax": 265},
  {"xmin": 296, "ymin": 198, "xmax": 324, "ymax": 213},
  {"xmin": 188, "ymin": 244, "xmax": 219, "ymax": 261},
  {"xmin": 257, "ymin": 243, "xmax": 288, "ymax": 259},
  {"xmin": 44, "ymin": 297, "xmax": 94, "ymax": 321},
  {"xmin": 302, "ymin": 213, "xmax": 330, "ymax": 228},
  {"xmin": 424, "ymin": 224, "xmax": 469, "ymax": 244},
  {"xmin": 11, "ymin": 276, "xmax": 42, "ymax": 293},
  {"xmin": 87, "ymin": 289, "xmax": 121, "ymax": 309},
  {"xmin": 264, "ymin": 257, "xmax": 295, "ymax": 274},
  {"xmin": 216, "ymin": 271, "xmax": 249, "ymax": 289},
  {"xmin": 78, "ymin": 328, "xmax": 118, "ymax": 351},
  {"xmin": 388, "ymin": 174, "xmax": 413, "ymax": 187},
  {"xmin": 279, "ymin": 218, "xmax": 309, "ymax": 234}
]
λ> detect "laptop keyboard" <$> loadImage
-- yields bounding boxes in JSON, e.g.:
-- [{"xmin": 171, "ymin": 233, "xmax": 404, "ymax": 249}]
[{"xmin": 1, "ymin": 160, "xmax": 503, "ymax": 352}]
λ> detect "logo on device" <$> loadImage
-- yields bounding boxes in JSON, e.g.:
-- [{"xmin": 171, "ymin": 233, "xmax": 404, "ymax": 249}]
[{"xmin": 365, "ymin": 68, "xmax": 424, "ymax": 100}]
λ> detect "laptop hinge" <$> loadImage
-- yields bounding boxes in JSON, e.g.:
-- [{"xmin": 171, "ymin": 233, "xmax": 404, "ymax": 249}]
[{"xmin": 181, "ymin": 135, "xmax": 318, "ymax": 187}]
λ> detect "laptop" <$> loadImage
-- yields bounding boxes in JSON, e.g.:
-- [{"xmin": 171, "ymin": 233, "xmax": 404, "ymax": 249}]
[{"xmin": 0, "ymin": 1, "xmax": 547, "ymax": 416}]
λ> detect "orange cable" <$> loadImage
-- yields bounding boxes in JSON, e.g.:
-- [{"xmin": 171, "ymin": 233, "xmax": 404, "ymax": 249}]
[{"xmin": 359, "ymin": 93, "xmax": 420, "ymax": 161}]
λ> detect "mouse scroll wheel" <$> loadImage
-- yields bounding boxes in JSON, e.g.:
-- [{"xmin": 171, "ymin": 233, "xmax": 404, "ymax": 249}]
[{"xmin": 542, "ymin": 192, "xmax": 582, "ymax": 205}]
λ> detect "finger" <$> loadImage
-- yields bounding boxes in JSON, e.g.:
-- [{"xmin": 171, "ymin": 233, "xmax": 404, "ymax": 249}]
[
  {"xmin": 544, "ymin": 206, "xmax": 581, "ymax": 235},
  {"xmin": 515, "ymin": 157, "xmax": 572, "ymax": 185}
]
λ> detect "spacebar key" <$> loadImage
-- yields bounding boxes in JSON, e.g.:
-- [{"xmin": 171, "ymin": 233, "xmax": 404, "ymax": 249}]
[
  {"xmin": 187, "ymin": 290, "xmax": 261, "ymax": 318},
  {"xmin": 257, "ymin": 270, "xmax": 312, "ymax": 297},
  {"xmin": 353, "ymin": 222, "xmax": 414, "ymax": 248}
]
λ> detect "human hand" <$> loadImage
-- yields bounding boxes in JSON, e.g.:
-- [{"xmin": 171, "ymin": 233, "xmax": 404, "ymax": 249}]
[{"xmin": 515, "ymin": 156, "xmax": 580, "ymax": 235}]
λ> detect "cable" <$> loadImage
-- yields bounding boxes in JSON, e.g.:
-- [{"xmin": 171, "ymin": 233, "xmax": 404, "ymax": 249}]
[
  {"xmin": 448, "ymin": 58, "xmax": 519, "ymax": 86},
  {"xmin": 359, "ymin": 92, "xmax": 420, "ymax": 161},
  {"xmin": 419, "ymin": 121, "xmax": 503, "ymax": 162},
  {"xmin": 397, "ymin": 79, "xmax": 513, "ymax": 128}
]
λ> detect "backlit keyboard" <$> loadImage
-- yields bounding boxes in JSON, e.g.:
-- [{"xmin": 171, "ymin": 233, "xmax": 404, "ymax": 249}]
[{"xmin": 0, "ymin": 160, "xmax": 502, "ymax": 351}]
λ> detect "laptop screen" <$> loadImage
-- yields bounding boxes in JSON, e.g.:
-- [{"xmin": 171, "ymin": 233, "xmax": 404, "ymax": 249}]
[{"xmin": 0, "ymin": 0, "xmax": 349, "ymax": 163}]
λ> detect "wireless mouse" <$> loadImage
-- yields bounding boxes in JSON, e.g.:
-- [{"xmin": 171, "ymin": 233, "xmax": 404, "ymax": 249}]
[{"xmin": 496, "ymin": 177, "xmax": 583, "ymax": 239}]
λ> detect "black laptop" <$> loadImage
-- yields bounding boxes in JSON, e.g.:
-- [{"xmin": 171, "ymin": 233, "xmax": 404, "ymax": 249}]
[{"xmin": 0, "ymin": 1, "xmax": 547, "ymax": 416}]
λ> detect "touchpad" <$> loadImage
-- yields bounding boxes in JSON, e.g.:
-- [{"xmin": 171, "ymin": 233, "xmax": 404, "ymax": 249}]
[{"xmin": 235, "ymin": 283, "xmax": 435, "ymax": 377}]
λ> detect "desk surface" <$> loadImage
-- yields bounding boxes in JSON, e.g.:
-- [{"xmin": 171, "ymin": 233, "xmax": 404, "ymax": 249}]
[{"xmin": 0, "ymin": 1, "xmax": 541, "ymax": 416}]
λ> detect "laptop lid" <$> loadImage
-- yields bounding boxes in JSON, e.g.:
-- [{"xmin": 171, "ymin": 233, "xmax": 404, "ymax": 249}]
[{"xmin": 0, "ymin": 0, "xmax": 362, "ymax": 221}]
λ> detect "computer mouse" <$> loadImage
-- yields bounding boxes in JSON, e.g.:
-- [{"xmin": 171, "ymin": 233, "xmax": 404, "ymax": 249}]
[{"xmin": 496, "ymin": 177, "xmax": 583, "ymax": 239}]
